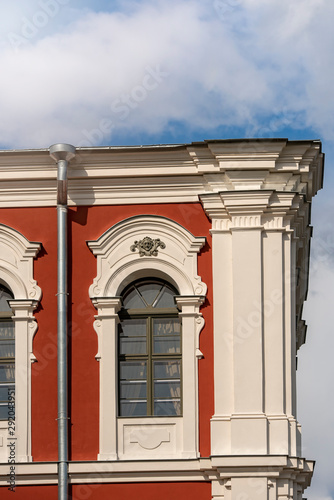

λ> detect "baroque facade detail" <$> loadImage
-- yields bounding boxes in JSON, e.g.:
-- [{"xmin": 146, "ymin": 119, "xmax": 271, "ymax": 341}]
[{"xmin": 130, "ymin": 236, "xmax": 166, "ymax": 256}]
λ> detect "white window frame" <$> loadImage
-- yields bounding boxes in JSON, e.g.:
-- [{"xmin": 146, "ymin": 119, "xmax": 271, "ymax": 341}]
[
  {"xmin": 0, "ymin": 224, "xmax": 41, "ymax": 462},
  {"xmin": 88, "ymin": 215, "xmax": 207, "ymax": 460}
]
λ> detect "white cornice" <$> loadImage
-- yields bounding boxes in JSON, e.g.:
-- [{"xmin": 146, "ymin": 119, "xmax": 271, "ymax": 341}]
[
  {"xmin": 0, "ymin": 456, "xmax": 313, "ymax": 487},
  {"xmin": 0, "ymin": 140, "xmax": 323, "ymax": 207}
]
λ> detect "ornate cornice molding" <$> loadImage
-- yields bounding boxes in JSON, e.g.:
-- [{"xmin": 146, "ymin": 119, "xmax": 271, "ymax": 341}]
[{"xmin": 0, "ymin": 140, "xmax": 323, "ymax": 207}]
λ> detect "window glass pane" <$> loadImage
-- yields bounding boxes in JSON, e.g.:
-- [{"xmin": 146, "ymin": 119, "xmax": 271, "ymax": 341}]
[
  {"xmin": 119, "ymin": 337, "xmax": 146, "ymax": 355},
  {"xmin": 153, "ymin": 318, "xmax": 180, "ymax": 336},
  {"xmin": 119, "ymin": 401, "xmax": 147, "ymax": 417},
  {"xmin": 0, "ymin": 322, "xmax": 14, "ymax": 340},
  {"xmin": 0, "ymin": 364, "xmax": 15, "ymax": 383},
  {"xmin": 119, "ymin": 319, "xmax": 146, "ymax": 337},
  {"xmin": 154, "ymin": 400, "xmax": 181, "ymax": 416},
  {"xmin": 153, "ymin": 319, "xmax": 181, "ymax": 354},
  {"xmin": 154, "ymin": 380, "xmax": 180, "ymax": 399},
  {"xmin": 0, "ymin": 385, "xmax": 13, "ymax": 402},
  {"xmin": 154, "ymin": 360, "xmax": 181, "ymax": 379},
  {"xmin": 120, "ymin": 381, "xmax": 147, "ymax": 399},
  {"xmin": 153, "ymin": 337, "xmax": 181, "ymax": 354},
  {"xmin": 119, "ymin": 362, "xmax": 147, "ymax": 416},
  {"xmin": 122, "ymin": 288, "xmax": 146, "ymax": 309},
  {"xmin": 137, "ymin": 283, "xmax": 162, "ymax": 306},
  {"xmin": 122, "ymin": 280, "xmax": 178, "ymax": 309},
  {"xmin": 154, "ymin": 360, "xmax": 181, "ymax": 416},
  {"xmin": 155, "ymin": 287, "xmax": 176, "ymax": 308},
  {"xmin": 0, "ymin": 341, "xmax": 15, "ymax": 358},
  {"xmin": 120, "ymin": 361, "xmax": 146, "ymax": 381},
  {"xmin": 119, "ymin": 319, "xmax": 147, "ymax": 355},
  {"xmin": 0, "ymin": 286, "xmax": 13, "ymax": 314},
  {"xmin": 0, "ymin": 404, "xmax": 10, "ymax": 420}
]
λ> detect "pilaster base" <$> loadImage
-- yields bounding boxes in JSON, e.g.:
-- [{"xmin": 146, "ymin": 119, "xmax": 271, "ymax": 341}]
[{"xmin": 211, "ymin": 415, "xmax": 301, "ymax": 457}]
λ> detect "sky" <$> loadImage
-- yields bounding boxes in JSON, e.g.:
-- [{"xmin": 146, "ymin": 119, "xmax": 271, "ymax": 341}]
[{"xmin": 0, "ymin": 0, "xmax": 333, "ymax": 497}]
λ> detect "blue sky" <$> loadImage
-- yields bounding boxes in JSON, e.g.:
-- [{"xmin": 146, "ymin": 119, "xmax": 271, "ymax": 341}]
[{"xmin": 1, "ymin": 1, "xmax": 333, "ymax": 498}]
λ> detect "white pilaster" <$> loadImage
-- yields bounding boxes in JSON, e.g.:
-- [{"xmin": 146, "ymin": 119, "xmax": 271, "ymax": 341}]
[
  {"xmin": 175, "ymin": 296, "xmax": 205, "ymax": 458},
  {"xmin": 201, "ymin": 190, "xmax": 311, "ymax": 462},
  {"xmin": 9, "ymin": 299, "xmax": 39, "ymax": 462},
  {"xmin": 92, "ymin": 297, "xmax": 122, "ymax": 461},
  {"xmin": 202, "ymin": 191, "xmax": 272, "ymax": 455}
]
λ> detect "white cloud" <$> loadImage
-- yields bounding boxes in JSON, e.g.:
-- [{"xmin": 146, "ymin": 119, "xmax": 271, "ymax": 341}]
[{"xmin": 4, "ymin": 0, "xmax": 333, "ymax": 147}]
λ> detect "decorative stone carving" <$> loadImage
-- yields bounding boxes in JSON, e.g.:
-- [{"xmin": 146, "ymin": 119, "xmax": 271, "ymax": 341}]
[{"xmin": 130, "ymin": 237, "xmax": 166, "ymax": 257}]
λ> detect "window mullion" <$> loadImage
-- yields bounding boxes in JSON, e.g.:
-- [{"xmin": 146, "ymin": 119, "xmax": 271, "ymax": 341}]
[{"xmin": 147, "ymin": 315, "xmax": 152, "ymax": 416}]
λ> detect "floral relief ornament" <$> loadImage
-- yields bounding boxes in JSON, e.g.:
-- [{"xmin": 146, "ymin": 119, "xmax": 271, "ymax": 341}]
[{"xmin": 130, "ymin": 236, "xmax": 166, "ymax": 257}]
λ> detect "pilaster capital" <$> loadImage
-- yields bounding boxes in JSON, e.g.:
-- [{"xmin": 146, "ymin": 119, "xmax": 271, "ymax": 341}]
[
  {"xmin": 8, "ymin": 299, "xmax": 39, "ymax": 318},
  {"xmin": 175, "ymin": 295, "xmax": 205, "ymax": 312},
  {"xmin": 92, "ymin": 297, "xmax": 122, "ymax": 317},
  {"xmin": 201, "ymin": 191, "xmax": 274, "ymax": 231},
  {"xmin": 200, "ymin": 191, "xmax": 311, "ymax": 233}
]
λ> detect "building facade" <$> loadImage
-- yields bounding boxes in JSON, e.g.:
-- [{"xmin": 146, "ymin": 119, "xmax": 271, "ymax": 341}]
[{"xmin": 0, "ymin": 139, "xmax": 324, "ymax": 499}]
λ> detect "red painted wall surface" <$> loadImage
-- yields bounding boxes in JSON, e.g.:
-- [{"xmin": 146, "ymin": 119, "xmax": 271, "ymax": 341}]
[
  {"xmin": 0, "ymin": 203, "xmax": 213, "ymax": 461},
  {"xmin": 0, "ymin": 481, "xmax": 211, "ymax": 500}
]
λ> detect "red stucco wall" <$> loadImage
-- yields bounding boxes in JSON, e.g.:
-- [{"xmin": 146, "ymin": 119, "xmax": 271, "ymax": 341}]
[{"xmin": 0, "ymin": 481, "xmax": 211, "ymax": 500}]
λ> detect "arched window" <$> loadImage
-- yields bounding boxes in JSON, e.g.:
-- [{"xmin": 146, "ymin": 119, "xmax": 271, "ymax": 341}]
[
  {"xmin": 118, "ymin": 279, "xmax": 181, "ymax": 417},
  {"xmin": 88, "ymin": 215, "xmax": 207, "ymax": 460},
  {"xmin": 0, "ymin": 224, "xmax": 41, "ymax": 462},
  {"xmin": 0, "ymin": 284, "xmax": 14, "ymax": 420}
]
